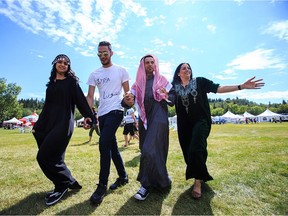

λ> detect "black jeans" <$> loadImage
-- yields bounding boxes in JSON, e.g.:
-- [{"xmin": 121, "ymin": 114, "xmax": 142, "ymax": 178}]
[{"xmin": 98, "ymin": 110, "xmax": 127, "ymax": 185}]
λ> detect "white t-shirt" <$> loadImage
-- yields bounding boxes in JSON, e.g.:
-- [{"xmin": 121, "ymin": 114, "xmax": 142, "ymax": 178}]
[
  {"xmin": 87, "ymin": 64, "xmax": 129, "ymax": 117},
  {"xmin": 124, "ymin": 108, "xmax": 135, "ymax": 124}
]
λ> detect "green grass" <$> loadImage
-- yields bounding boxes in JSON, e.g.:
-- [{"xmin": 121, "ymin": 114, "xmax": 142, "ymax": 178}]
[{"xmin": 0, "ymin": 123, "xmax": 287, "ymax": 215}]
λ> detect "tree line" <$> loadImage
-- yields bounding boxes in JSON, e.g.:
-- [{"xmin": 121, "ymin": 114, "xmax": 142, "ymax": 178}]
[
  {"xmin": 0, "ymin": 78, "xmax": 287, "ymax": 123},
  {"xmin": 168, "ymin": 97, "xmax": 288, "ymax": 117}
]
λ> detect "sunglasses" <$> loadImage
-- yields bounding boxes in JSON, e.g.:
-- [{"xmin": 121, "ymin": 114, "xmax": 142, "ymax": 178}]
[
  {"xmin": 56, "ymin": 60, "xmax": 69, "ymax": 66},
  {"xmin": 97, "ymin": 51, "xmax": 109, "ymax": 57}
]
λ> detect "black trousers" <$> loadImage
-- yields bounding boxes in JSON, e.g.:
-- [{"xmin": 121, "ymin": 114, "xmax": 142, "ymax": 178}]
[{"xmin": 33, "ymin": 128, "xmax": 76, "ymax": 190}]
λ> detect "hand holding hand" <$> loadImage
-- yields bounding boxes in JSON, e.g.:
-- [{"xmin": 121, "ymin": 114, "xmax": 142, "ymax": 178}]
[
  {"xmin": 157, "ymin": 87, "xmax": 168, "ymax": 99},
  {"xmin": 123, "ymin": 91, "xmax": 134, "ymax": 107},
  {"xmin": 83, "ymin": 117, "xmax": 92, "ymax": 130}
]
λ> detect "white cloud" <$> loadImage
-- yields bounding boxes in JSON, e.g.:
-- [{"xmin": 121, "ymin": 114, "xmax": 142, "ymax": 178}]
[
  {"xmin": 0, "ymin": 0, "xmax": 139, "ymax": 56},
  {"xmin": 263, "ymin": 20, "xmax": 288, "ymax": 41},
  {"xmin": 164, "ymin": 0, "xmax": 177, "ymax": 5},
  {"xmin": 144, "ymin": 17, "xmax": 157, "ymax": 27},
  {"xmin": 159, "ymin": 61, "xmax": 174, "ymax": 80},
  {"xmin": 243, "ymin": 90, "xmax": 288, "ymax": 101},
  {"xmin": 202, "ymin": 17, "xmax": 216, "ymax": 34},
  {"xmin": 234, "ymin": 0, "xmax": 244, "ymax": 6},
  {"xmin": 212, "ymin": 74, "xmax": 237, "ymax": 81},
  {"xmin": 151, "ymin": 38, "xmax": 168, "ymax": 47},
  {"xmin": 120, "ymin": 0, "xmax": 147, "ymax": 17},
  {"xmin": 115, "ymin": 51, "xmax": 125, "ymax": 58},
  {"xmin": 227, "ymin": 49, "xmax": 286, "ymax": 70},
  {"xmin": 167, "ymin": 41, "xmax": 173, "ymax": 46},
  {"xmin": 207, "ymin": 24, "xmax": 216, "ymax": 34},
  {"xmin": 223, "ymin": 69, "xmax": 236, "ymax": 75},
  {"xmin": 175, "ymin": 17, "xmax": 186, "ymax": 30},
  {"xmin": 144, "ymin": 15, "xmax": 166, "ymax": 27}
]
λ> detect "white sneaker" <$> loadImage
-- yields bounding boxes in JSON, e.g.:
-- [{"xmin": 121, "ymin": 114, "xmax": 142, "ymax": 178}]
[{"xmin": 134, "ymin": 186, "xmax": 149, "ymax": 201}]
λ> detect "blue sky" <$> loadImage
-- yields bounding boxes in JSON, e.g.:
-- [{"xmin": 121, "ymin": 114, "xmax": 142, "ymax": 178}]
[{"xmin": 0, "ymin": 0, "xmax": 287, "ymax": 104}]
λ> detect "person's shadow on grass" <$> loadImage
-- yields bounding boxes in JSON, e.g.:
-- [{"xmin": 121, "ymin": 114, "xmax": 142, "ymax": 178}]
[
  {"xmin": 125, "ymin": 153, "xmax": 141, "ymax": 168},
  {"xmin": 0, "ymin": 192, "xmax": 51, "ymax": 215},
  {"xmin": 0, "ymin": 190, "xmax": 88, "ymax": 215},
  {"xmin": 115, "ymin": 187, "xmax": 171, "ymax": 215},
  {"xmin": 54, "ymin": 187, "xmax": 169, "ymax": 215},
  {"xmin": 55, "ymin": 196, "xmax": 108, "ymax": 215},
  {"xmin": 172, "ymin": 183, "xmax": 215, "ymax": 215}
]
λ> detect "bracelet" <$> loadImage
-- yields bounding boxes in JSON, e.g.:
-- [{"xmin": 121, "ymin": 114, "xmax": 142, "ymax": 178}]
[{"xmin": 237, "ymin": 85, "xmax": 242, "ymax": 90}]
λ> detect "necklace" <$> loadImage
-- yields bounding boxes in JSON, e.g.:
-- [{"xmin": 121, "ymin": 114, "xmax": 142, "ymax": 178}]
[
  {"xmin": 175, "ymin": 78, "xmax": 198, "ymax": 113},
  {"xmin": 191, "ymin": 78, "xmax": 198, "ymax": 104}
]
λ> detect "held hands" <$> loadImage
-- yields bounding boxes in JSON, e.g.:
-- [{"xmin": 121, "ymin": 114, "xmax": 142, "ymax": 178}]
[
  {"xmin": 241, "ymin": 76, "xmax": 265, "ymax": 90},
  {"xmin": 123, "ymin": 91, "xmax": 134, "ymax": 107},
  {"xmin": 157, "ymin": 87, "xmax": 168, "ymax": 99},
  {"xmin": 83, "ymin": 117, "xmax": 92, "ymax": 130}
]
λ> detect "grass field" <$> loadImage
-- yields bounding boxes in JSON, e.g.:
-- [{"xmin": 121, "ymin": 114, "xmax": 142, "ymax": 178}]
[{"xmin": 0, "ymin": 123, "xmax": 287, "ymax": 215}]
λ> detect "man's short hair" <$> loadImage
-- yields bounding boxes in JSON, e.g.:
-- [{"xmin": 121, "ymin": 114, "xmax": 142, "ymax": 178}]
[
  {"xmin": 141, "ymin": 54, "xmax": 153, "ymax": 62},
  {"xmin": 98, "ymin": 41, "xmax": 112, "ymax": 50}
]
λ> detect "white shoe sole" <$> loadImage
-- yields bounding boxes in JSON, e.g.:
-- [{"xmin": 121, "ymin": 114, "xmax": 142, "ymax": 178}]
[
  {"xmin": 45, "ymin": 188, "xmax": 68, "ymax": 206},
  {"xmin": 134, "ymin": 192, "xmax": 149, "ymax": 201}
]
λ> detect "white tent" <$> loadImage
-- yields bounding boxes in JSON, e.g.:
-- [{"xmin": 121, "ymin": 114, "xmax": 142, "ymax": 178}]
[
  {"xmin": 76, "ymin": 117, "xmax": 84, "ymax": 127},
  {"xmin": 3, "ymin": 117, "xmax": 22, "ymax": 124},
  {"xmin": 221, "ymin": 110, "xmax": 244, "ymax": 123},
  {"xmin": 243, "ymin": 111, "xmax": 255, "ymax": 118},
  {"xmin": 257, "ymin": 109, "xmax": 282, "ymax": 122}
]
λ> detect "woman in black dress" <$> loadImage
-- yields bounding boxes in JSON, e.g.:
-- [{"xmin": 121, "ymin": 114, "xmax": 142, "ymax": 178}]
[
  {"xmin": 32, "ymin": 54, "xmax": 95, "ymax": 206},
  {"xmin": 171, "ymin": 63, "xmax": 264, "ymax": 199}
]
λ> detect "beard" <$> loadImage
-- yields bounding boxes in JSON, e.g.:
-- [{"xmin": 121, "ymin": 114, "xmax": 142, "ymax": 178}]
[{"xmin": 101, "ymin": 58, "xmax": 111, "ymax": 66}]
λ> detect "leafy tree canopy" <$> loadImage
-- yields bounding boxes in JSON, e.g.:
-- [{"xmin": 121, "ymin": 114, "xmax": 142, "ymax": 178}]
[{"xmin": 0, "ymin": 78, "xmax": 22, "ymax": 122}]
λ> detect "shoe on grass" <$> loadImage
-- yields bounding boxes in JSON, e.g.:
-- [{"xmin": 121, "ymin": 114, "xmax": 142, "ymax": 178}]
[
  {"xmin": 69, "ymin": 181, "xmax": 82, "ymax": 190},
  {"xmin": 45, "ymin": 181, "xmax": 81, "ymax": 201},
  {"xmin": 45, "ymin": 190, "xmax": 54, "ymax": 201},
  {"xmin": 45, "ymin": 188, "xmax": 68, "ymax": 206},
  {"xmin": 90, "ymin": 183, "xmax": 107, "ymax": 205},
  {"xmin": 134, "ymin": 186, "xmax": 149, "ymax": 201},
  {"xmin": 109, "ymin": 175, "xmax": 128, "ymax": 190}
]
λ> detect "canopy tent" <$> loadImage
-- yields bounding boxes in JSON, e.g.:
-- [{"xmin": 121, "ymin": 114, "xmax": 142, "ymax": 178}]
[
  {"xmin": 23, "ymin": 113, "xmax": 38, "ymax": 123},
  {"xmin": 221, "ymin": 110, "xmax": 244, "ymax": 123},
  {"xmin": 19, "ymin": 118, "xmax": 27, "ymax": 123},
  {"xmin": 3, "ymin": 117, "xmax": 22, "ymax": 124},
  {"xmin": 257, "ymin": 109, "xmax": 283, "ymax": 122},
  {"xmin": 243, "ymin": 111, "xmax": 255, "ymax": 118},
  {"xmin": 76, "ymin": 117, "xmax": 84, "ymax": 127}
]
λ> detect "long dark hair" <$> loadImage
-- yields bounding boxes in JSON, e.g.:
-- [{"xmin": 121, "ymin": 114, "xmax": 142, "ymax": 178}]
[
  {"xmin": 171, "ymin": 63, "xmax": 193, "ymax": 86},
  {"xmin": 47, "ymin": 54, "xmax": 79, "ymax": 86}
]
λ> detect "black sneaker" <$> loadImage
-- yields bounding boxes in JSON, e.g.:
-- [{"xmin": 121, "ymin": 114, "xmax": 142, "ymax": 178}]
[
  {"xmin": 45, "ymin": 188, "xmax": 68, "ymax": 206},
  {"xmin": 69, "ymin": 181, "xmax": 82, "ymax": 190},
  {"xmin": 109, "ymin": 175, "xmax": 128, "ymax": 190},
  {"xmin": 134, "ymin": 186, "xmax": 149, "ymax": 201},
  {"xmin": 45, "ymin": 190, "xmax": 54, "ymax": 201},
  {"xmin": 45, "ymin": 181, "xmax": 82, "ymax": 201},
  {"xmin": 90, "ymin": 183, "xmax": 107, "ymax": 205}
]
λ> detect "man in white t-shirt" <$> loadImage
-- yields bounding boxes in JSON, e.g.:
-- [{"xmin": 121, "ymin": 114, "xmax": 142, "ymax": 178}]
[{"xmin": 86, "ymin": 41, "xmax": 134, "ymax": 205}]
